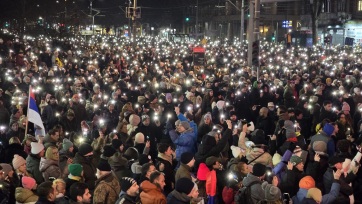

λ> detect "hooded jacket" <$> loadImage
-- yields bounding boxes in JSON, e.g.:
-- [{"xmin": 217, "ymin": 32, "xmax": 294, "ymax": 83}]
[
  {"xmin": 73, "ymin": 152, "xmax": 97, "ymax": 191},
  {"xmin": 26, "ymin": 154, "xmax": 44, "ymax": 184},
  {"xmin": 166, "ymin": 190, "xmax": 191, "ymax": 204},
  {"xmin": 241, "ymin": 174, "xmax": 264, "ymax": 204}
]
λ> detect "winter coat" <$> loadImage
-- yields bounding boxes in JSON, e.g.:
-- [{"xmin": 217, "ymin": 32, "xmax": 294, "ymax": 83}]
[
  {"xmin": 177, "ymin": 113, "xmax": 198, "ymax": 142},
  {"xmin": 39, "ymin": 158, "xmax": 61, "ymax": 181},
  {"xmin": 109, "ymin": 152, "xmax": 132, "ymax": 182},
  {"xmin": 73, "ymin": 153, "xmax": 97, "ymax": 191},
  {"xmin": 115, "ymin": 191, "xmax": 141, "ymax": 204},
  {"xmin": 140, "ymin": 180, "xmax": 167, "ymax": 204},
  {"xmin": 245, "ymin": 147, "xmax": 273, "ymax": 167},
  {"xmin": 323, "ymin": 167, "xmax": 355, "ymax": 204},
  {"xmin": 175, "ymin": 163, "xmax": 192, "ymax": 181},
  {"xmin": 4, "ymin": 143, "xmax": 28, "ymax": 164},
  {"xmin": 26, "ymin": 154, "xmax": 44, "ymax": 184},
  {"xmin": 59, "ymin": 149, "xmax": 74, "ymax": 179},
  {"xmin": 292, "ymin": 182, "xmax": 340, "ymax": 204},
  {"xmin": 169, "ymin": 128, "xmax": 195, "ymax": 161},
  {"xmin": 41, "ymin": 104, "xmax": 59, "ymax": 131},
  {"xmin": 197, "ymin": 123, "xmax": 212, "ymax": 144},
  {"xmin": 166, "ymin": 190, "xmax": 191, "ymax": 204},
  {"xmin": 34, "ymin": 197, "xmax": 56, "ymax": 204},
  {"xmin": 156, "ymin": 154, "xmax": 177, "ymax": 195},
  {"xmin": 284, "ymin": 85, "xmax": 297, "ymax": 108},
  {"xmin": 93, "ymin": 172, "xmax": 121, "ymax": 204},
  {"xmin": 15, "ymin": 187, "xmax": 38, "ymax": 204},
  {"xmin": 241, "ymin": 174, "xmax": 264, "ymax": 204}
]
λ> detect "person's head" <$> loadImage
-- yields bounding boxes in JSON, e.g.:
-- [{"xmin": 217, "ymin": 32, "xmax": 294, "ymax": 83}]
[
  {"xmin": 141, "ymin": 163, "xmax": 156, "ymax": 179},
  {"xmin": 45, "ymin": 146, "xmax": 59, "ymax": 161},
  {"xmin": 111, "ymin": 139, "xmax": 124, "ymax": 152},
  {"xmin": 12, "ymin": 154, "xmax": 26, "ymax": 173},
  {"xmin": 142, "ymin": 115, "xmax": 150, "ymax": 126},
  {"xmin": 22, "ymin": 176, "xmax": 37, "ymax": 190},
  {"xmin": 259, "ymin": 107, "xmax": 269, "ymax": 118},
  {"xmin": 69, "ymin": 182, "xmax": 92, "ymax": 203},
  {"xmin": 121, "ymin": 177, "xmax": 139, "ymax": 196},
  {"xmin": 37, "ymin": 181, "xmax": 56, "ymax": 202},
  {"xmin": 53, "ymin": 179, "xmax": 66, "ymax": 197},
  {"xmin": 158, "ymin": 143, "xmax": 173, "ymax": 156},
  {"xmin": 10, "ymin": 121, "xmax": 19, "ymax": 131},
  {"xmin": 176, "ymin": 121, "xmax": 190, "ymax": 133},
  {"xmin": 306, "ymin": 188, "xmax": 322, "ymax": 204},
  {"xmin": 203, "ymin": 113, "xmax": 212, "ymax": 125},
  {"xmin": 62, "ymin": 138, "xmax": 74, "ymax": 152},
  {"xmin": 68, "ymin": 164, "xmax": 83, "ymax": 177},
  {"xmin": 49, "ymin": 96, "xmax": 56, "ymax": 104},
  {"xmin": 328, "ymin": 156, "xmax": 345, "ymax": 170},
  {"xmin": 180, "ymin": 152, "xmax": 195, "ymax": 167},
  {"xmin": 323, "ymin": 100, "xmax": 332, "ymax": 112},
  {"xmin": 48, "ymin": 128, "xmax": 60, "ymax": 142},
  {"xmin": 205, "ymin": 156, "xmax": 222, "ymax": 170},
  {"xmin": 9, "ymin": 136, "xmax": 20, "ymax": 145},
  {"xmin": 31, "ymin": 142, "xmax": 45, "ymax": 157},
  {"xmin": 299, "ymin": 176, "xmax": 316, "ymax": 190},
  {"xmin": 66, "ymin": 110, "xmax": 75, "ymax": 120},
  {"xmin": 290, "ymin": 155, "xmax": 304, "ymax": 171},
  {"xmin": 96, "ymin": 159, "xmax": 111, "ymax": 178},
  {"xmin": 252, "ymin": 163, "xmax": 266, "ymax": 179},
  {"xmin": 175, "ymin": 178, "xmax": 199, "ymax": 198},
  {"xmin": 235, "ymin": 161, "xmax": 251, "ymax": 175},
  {"xmin": 150, "ymin": 171, "xmax": 166, "ymax": 190},
  {"xmin": 338, "ymin": 113, "xmax": 346, "ymax": 124}
]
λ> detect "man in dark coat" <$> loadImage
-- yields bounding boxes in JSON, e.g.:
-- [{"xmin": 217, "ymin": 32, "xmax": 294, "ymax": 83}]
[
  {"xmin": 26, "ymin": 142, "xmax": 45, "ymax": 184},
  {"xmin": 73, "ymin": 143, "xmax": 97, "ymax": 192},
  {"xmin": 41, "ymin": 96, "xmax": 60, "ymax": 131}
]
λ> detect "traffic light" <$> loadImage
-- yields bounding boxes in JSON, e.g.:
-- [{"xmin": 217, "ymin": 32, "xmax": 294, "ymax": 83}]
[
  {"xmin": 271, "ymin": 33, "xmax": 275, "ymax": 42},
  {"xmin": 185, "ymin": 17, "xmax": 190, "ymax": 22},
  {"xmin": 252, "ymin": 40, "xmax": 259, "ymax": 66}
]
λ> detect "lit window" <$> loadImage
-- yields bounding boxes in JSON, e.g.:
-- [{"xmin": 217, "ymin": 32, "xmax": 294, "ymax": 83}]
[{"xmin": 359, "ymin": 0, "xmax": 362, "ymax": 11}]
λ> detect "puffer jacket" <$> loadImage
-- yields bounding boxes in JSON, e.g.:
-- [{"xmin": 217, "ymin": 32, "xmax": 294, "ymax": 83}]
[
  {"xmin": 26, "ymin": 154, "xmax": 44, "ymax": 184},
  {"xmin": 169, "ymin": 128, "xmax": 195, "ymax": 161},
  {"xmin": 292, "ymin": 182, "xmax": 340, "ymax": 204},
  {"xmin": 15, "ymin": 187, "xmax": 38, "ymax": 204},
  {"xmin": 166, "ymin": 190, "xmax": 191, "ymax": 204},
  {"xmin": 140, "ymin": 180, "xmax": 167, "ymax": 204},
  {"xmin": 39, "ymin": 158, "xmax": 61, "ymax": 181},
  {"xmin": 93, "ymin": 172, "xmax": 121, "ymax": 204}
]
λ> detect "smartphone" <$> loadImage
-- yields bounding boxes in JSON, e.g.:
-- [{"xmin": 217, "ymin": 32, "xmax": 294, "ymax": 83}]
[{"xmin": 283, "ymin": 193, "xmax": 290, "ymax": 202}]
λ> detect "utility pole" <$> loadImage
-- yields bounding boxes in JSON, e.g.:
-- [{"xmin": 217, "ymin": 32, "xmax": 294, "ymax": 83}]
[
  {"xmin": 254, "ymin": 0, "xmax": 260, "ymax": 80},
  {"xmin": 90, "ymin": 0, "xmax": 94, "ymax": 35},
  {"xmin": 247, "ymin": 1, "xmax": 254, "ymax": 67},
  {"xmin": 241, "ymin": 0, "xmax": 245, "ymax": 44},
  {"xmin": 196, "ymin": 0, "xmax": 199, "ymax": 39},
  {"xmin": 132, "ymin": 0, "xmax": 137, "ymax": 38}
]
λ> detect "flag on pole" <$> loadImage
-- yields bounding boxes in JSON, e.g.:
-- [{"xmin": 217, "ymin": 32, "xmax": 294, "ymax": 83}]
[{"xmin": 27, "ymin": 86, "xmax": 45, "ymax": 137}]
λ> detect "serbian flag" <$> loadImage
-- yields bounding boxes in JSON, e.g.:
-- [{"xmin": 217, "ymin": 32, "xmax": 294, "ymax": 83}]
[{"xmin": 28, "ymin": 86, "xmax": 45, "ymax": 137}]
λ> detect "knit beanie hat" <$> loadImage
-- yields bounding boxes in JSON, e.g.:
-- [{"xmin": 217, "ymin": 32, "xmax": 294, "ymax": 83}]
[
  {"xmin": 97, "ymin": 159, "xmax": 111, "ymax": 171},
  {"xmin": 181, "ymin": 152, "xmax": 194, "ymax": 164},
  {"xmin": 45, "ymin": 147, "xmax": 59, "ymax": 161},
  {"xmin": 129, "ymin": 114, "xmax": 141, "ymax": 126},
  {"xmin": 12, "ymin": 154, "xmax": 26, "ymax": 170},
  {"xmin": 0, "ymin": 164, "xmax": 13, "ymax": 177},
  {"xmin": 299, "ymin": 176, "xmax": 315, "ymax": 189},
  {"xmin": 68, "ymin": 164, "xmax": 83, "ymax": 177},
  {"xmin": 102, "ymin": 145, "xmax": 116, "ymax": 158},
  {"xmin": 204, "ymin": 113, "xmax": 212, "ymax": 120},
  {"xmin": 175, "ymin": 178, "xmax": 195, "ymax": 195},
  {"xmin": 78, "ymin": 143, "xmax": 93, "ymax": 156},
  {"xmin": 62, "ymin": 138, "xmax": 73, "ymax": 151},
  {"xmin": 121, "ymin": 177, "xmax": 137, "ymax": 192},
  {"xmin": 112, "ymin": 139, "xmax": 123, "ymax": 150},
  {"xmin": 252, "ymin": 163, "xmax": 266, "ymax": 177},
  {"xmin": 22, "ymin": 176, "xmax": 36, "ymax": 190},
  {"xmin": 306, "ymin": 188, "xmax": 322, "ymax": 203},
  {"xmin": 342, "ymin": 102, "xmax": 350, "ymax": 112},
  {"xmin": 134, "ymin": 132, "xmax": 145, "ymax": 144},
  {"xmin": 262, "ymin": 182, "xmax": 281, "ymax": 202},
  {"xmin": 180, "ymin": 121, "xmax": 190, "ymax": 130},
  {"xmin": 284, "ymin": 120, "xmax": 296, "ymax": 139},
  {"xmin": 323, "ymin": 123, "xmax": 335, "ymax": 136},
  {"xmin": 31, "ymin": 142, "xmax": 44, "ymax": 155},
  {"xmin": 290, "ymin": 155, "xmax": 303, "ymax": 166},
  {"xmin": 138, "ymin": 154, "xmax": 152, "ymax": 166}
]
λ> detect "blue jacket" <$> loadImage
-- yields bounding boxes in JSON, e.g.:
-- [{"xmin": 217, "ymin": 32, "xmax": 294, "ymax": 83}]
[
  {"xmin": 292, "ymin": 182, "xmax": 340, "ymax": 204},
  {"xmin": 169, "ymin": 129, "xmax": 195, "ymax": 161},
  {"xmin": 177, "ymin": 113, "xmax": 198, "ymax": 142}
]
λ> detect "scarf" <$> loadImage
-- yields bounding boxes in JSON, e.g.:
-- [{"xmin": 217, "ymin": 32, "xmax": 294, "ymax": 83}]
[
  {"xmin": 158, "ymin": 153, "xmax": 173, "ymax": 164},
  {"xmin": 68, "ymin": 174, "xmax": 82, "ymax": 181}
]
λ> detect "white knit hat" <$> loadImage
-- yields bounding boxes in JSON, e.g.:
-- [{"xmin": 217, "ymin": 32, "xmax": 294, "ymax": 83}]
[
  {"xmin": 12, "ymin": 154, "xmax": 26, "ymax": 170},
  {"xmin": 31, "ymin": 142, "xmax": 44, "ymax": 154}
]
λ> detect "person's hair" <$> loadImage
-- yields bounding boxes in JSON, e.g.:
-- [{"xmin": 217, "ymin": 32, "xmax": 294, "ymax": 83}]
[
  {"xmin": 37, "ymin": 181, "xmax": 54, "ymax": 198},
  {"xmin": 234, "ymin": 161, "xmax": 248, "ymax": 175},
  {"xmin": 141, "ymin": 163, "xmax": 154, "ymax": 177},
  {"xmin": 53, "ymin": 179, "xmax": 66, "ymax": 194},
  {"xmin": 69, "ymin": 182, "xmax": 88, "ymax": 202},
  {"xmin": 294, "ymin": 108, "xmax": 303, "ymax": 117},
  {"xmin": 150, "ymin": 171, "xmax": 162, "ymax": 183},
  {"xmin": 278, "ymin": 105, "xmax": 287, "ymax": 114},
  {"xmin": 9, "ymin": 137, "xmax": 20, "ymax": 145},
  {"xmin": 323, "ymin": 100, "xmax": 332, "ymax": 106},
  {"xmin": 48, "ymin": 128, "xmax": 58, "ymax": 136}
]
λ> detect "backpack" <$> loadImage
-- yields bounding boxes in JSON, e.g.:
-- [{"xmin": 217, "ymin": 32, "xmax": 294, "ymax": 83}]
[{"xmin": 234, "ymin": 180, "xmax": 260, "ymax": 204}]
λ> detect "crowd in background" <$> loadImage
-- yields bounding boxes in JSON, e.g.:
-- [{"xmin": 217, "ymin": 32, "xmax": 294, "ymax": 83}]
[{"xmin": 0, "ymin": 33, "xmax": 361, "ymax": 204}]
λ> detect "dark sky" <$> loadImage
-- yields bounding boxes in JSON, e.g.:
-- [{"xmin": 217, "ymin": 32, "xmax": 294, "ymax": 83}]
[{"xmin": 0, "ymin": 0, "xmax": 216, "ymax": 28}]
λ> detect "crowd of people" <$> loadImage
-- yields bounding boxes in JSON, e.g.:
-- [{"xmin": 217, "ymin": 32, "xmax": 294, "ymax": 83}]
[{"xmin": 0, "ymin": 32, "xmax": 361, "ymax": 204}]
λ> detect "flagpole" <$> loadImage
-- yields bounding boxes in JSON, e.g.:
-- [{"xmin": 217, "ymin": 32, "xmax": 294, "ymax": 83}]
[{"xmin": 25, "ymin": 85, "xmax": 31, "ymax": 137}]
